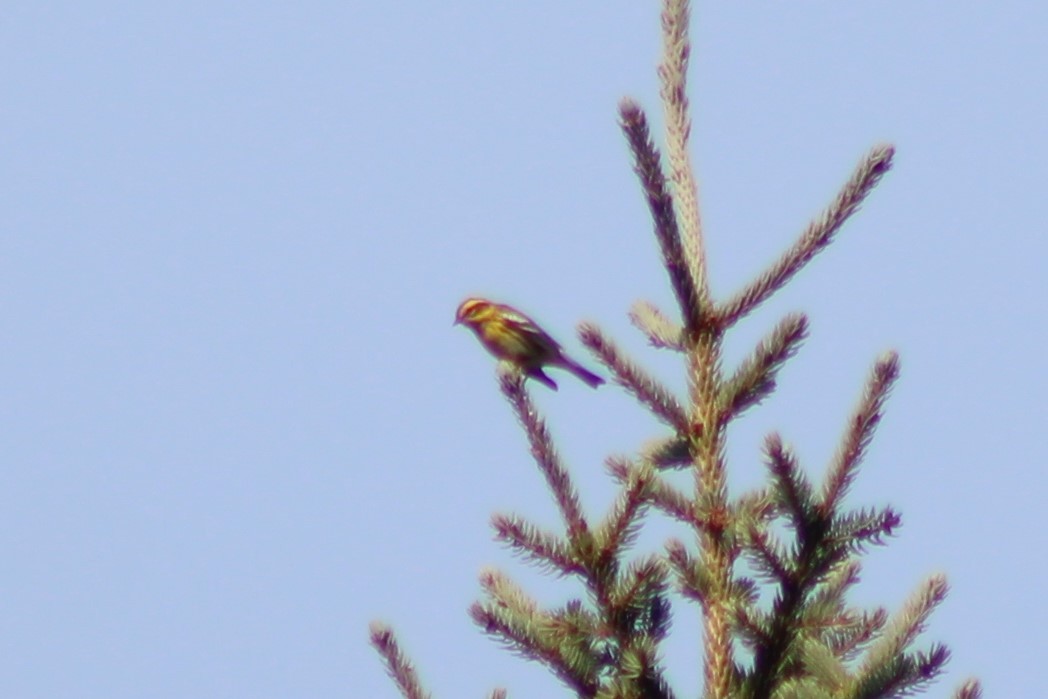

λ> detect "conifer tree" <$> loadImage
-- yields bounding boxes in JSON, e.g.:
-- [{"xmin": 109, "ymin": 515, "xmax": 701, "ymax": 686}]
[{"xmin": 371, "ymin": 2, "xmax": 980, "ymax": 697}]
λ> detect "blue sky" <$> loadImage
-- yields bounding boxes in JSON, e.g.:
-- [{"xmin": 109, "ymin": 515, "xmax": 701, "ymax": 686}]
[{"xmin": 2, "ymin": 2, "xmax": 1044, "ymax": 697}]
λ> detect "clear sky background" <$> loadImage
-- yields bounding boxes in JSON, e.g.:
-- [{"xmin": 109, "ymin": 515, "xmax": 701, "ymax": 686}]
[{"xmin": 1, "ymin": 2, "xmax": 1044, "ymax": 697}]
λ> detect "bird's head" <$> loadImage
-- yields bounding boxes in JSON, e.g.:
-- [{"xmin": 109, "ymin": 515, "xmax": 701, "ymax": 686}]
[{"xmin": 454, "ymin": 297, "xmax": 493, "ymax": 327}]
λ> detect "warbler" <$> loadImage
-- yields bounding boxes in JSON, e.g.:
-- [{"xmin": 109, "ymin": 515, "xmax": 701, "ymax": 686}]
[{"xmin": 454, "ymin": 297, "xmax": 604, "ymax": 390}]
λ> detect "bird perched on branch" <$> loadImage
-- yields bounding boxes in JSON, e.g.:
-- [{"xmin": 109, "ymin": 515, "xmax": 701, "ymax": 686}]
[{"xmin": 454, "ymin": 297, "xmax": 604, "ymax": 390}]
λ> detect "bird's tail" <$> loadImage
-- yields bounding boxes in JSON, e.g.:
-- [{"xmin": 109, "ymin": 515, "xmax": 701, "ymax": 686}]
[
  {"xmin": 560, "ymin": 357, "xmax": 604, "ymax": 388},
  {"xmin": 527, "ymin": 366, "xmax": 559, "ymax": 390}
]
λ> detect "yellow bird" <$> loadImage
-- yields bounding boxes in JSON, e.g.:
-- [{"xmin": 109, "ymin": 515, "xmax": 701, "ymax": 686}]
[{"xmin": 454, "ymin": 297, "xmax": 604, "ymax": 390}]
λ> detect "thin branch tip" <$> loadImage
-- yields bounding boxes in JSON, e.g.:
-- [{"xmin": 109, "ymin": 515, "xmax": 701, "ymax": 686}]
[
  {"xmin": 619, "ymin": 96, "xmax": 642, "ymax": 117},
  {"xmin": 368, "ymin": 620, "xmax": 392, "ymax": 642},
  {"xmin": 871, "ymin": 142, "xmax": 896, "ymax": 167},
  {"xmin": 878, "ymin": 350, "xmax": 901, "ymax": 373}
]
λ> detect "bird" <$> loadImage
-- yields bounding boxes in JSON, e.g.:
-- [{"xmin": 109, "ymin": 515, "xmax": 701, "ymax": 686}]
[{"xmin": 454, "ymin": 297, "xmax": 604, "ymax": 390}]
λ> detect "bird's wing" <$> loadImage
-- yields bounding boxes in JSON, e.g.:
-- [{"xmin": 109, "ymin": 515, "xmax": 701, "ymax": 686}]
[{"xmin": 499, "ymin": 306, "xmax": 562, "ymax": 349}]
